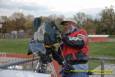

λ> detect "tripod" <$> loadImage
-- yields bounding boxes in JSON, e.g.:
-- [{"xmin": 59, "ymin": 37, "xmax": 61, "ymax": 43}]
[{"xmin": 32, "ymin": 52, "xmax": 57, "ymax": 77}]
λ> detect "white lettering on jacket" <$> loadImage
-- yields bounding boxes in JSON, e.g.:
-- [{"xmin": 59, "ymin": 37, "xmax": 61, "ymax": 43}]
[{"xmin": 68, "ymin": 37, "xmax": 82, "ymax": 41}]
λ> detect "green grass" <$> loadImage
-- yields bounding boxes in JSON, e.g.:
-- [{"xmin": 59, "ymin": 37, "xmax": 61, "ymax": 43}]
[
  {"xmin": 89, "ymin": 42, "xmax": 115, "ymax": 69},
  {"xmin": 0, "ymin": 39, "xmax": 115, "ymax": 69},
  {"xmin": 89, "ymin": 42, "xmax": 115, "ymax": 58},
  {"xmin": 0, "ymin": 39, "xmax": 115, "ymax": 57},
  {"xmin": 0, "ymin": 39, "xmax": 29, "ymax": 54}
]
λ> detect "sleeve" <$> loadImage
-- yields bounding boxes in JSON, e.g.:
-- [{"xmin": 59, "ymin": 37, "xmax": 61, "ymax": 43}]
[
  {"xmin": 62, "ymin": 30, "xmax": 88, "ymax": 49},
  {"xmin": 52, "ymin": 44, "xmax": 64, "ymax": 65}
]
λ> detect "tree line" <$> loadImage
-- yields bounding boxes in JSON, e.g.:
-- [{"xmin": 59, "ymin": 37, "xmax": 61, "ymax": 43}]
[
  {"xmin": 73, "ymin": 6, "xmax": 115, "ymax": 35},
  {"xmin": 0, "ymin": 12, "xmax": 34, "ymax": 34},
  {"xmin": 0, "ymin": 6, "xmax": 115, "ymax": 35}
]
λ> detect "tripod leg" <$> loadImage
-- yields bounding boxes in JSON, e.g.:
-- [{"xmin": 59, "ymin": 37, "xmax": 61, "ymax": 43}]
[
  {"xmin": 35, "ymin": 59, "xmax": 40, "ymax": 72},
  {"xmin": 49, "ymin": 63, "xmax": 57, "ymax": 77}
]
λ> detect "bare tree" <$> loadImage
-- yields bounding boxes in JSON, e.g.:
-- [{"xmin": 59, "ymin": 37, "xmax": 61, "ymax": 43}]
[{"xmin": 73, "ymin": 12, "xmax": 88, "ymax": 26}]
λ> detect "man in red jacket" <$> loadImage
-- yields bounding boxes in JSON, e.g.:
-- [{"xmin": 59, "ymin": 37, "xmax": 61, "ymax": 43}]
[{"xmin": 55, "ymin": 19, "xmax": 89, "ymax": 77}]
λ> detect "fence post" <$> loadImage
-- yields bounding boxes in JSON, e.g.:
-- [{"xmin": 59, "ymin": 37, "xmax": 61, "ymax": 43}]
[{"xmin": 100, "ymin": 59, "xmax": 104, "ymax": 77}]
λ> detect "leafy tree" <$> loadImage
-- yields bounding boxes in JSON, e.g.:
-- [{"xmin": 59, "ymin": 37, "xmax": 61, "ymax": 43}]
[
  {"xmin": 0, "ymin": 16, "xmax": 8, "ymax": 33},
  {"xmin": 10, "ymin": 12, "xmax": 26, "ymax": 31},
  {"xmin": 24, "ymin": 15, "xmax": 34, "ymax": 30},
  {"xmin": 99, "ymin": 6, "xmax": 115, "ymax": 34}
]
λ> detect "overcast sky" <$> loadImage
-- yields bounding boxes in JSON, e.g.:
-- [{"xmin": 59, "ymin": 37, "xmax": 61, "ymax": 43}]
[{"xmin": 0, "ymin": 0, "xmax": 115, "ymax": 18}]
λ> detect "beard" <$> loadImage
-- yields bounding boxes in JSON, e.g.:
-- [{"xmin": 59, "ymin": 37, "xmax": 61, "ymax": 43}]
[{"xmin": 64, "ymin": 25, "xmax": 76, "ymax": 34}]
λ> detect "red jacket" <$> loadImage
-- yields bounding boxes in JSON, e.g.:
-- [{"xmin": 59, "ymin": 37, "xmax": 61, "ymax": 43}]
[{"xmin": 61, "ymin": 29, "xmax": 89, "ymax": 63}]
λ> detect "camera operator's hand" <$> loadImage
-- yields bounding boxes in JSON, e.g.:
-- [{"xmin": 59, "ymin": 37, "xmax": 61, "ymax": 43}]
[
  {"xmin": 60, "ymin": 61, "xmax": 75, "ymax": 74},
  {"xmin": 56, "ymin": 35, "xmax": 62, "ymax": 42},
  {"xmin": 61, "ymin": 34, "xmax": 67, "ymax": 42}
]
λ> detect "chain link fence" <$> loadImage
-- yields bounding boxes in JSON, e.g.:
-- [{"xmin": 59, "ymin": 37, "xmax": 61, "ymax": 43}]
[
  {"xmin": 0, "ymin": 52, "xmax": 115, "ymax": 77},
  {"xmin": 0, "ymin": 53, "xmax": 56, "ymax": 77}
]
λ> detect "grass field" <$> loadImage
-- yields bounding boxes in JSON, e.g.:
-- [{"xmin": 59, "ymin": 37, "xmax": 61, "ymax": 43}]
[
  {"xmin": 0, "ymin": 38, "xmax": 115, "ymax": 69},
  {"xmin": 0, "ymin": 39, "xmax": 29, "ymax": 54},
  {"xmin": 89, "ymin": 42, "xmax": 115, "ymax": 58},
  {"xmin": 0, "ymin": 39, "xmax": 115, "ymax": 58}
]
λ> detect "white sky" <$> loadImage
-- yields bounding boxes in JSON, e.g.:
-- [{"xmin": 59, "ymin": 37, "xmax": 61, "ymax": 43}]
[
  {"xmin": 0, "ymin": 0, "xmax": 115, "ymax": 17},
  {"xmin": 26, "ymin": 0, "xmax": 115, "ymax": 12}
]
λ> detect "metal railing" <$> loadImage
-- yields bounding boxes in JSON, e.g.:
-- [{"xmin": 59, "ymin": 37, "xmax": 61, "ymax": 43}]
[
  {"xmin": 89, "ymin": 57, "xmax": 115, "ymax": 77},
  {"xmin": 0, "ymin": 55, "xmax": 56, "ymax": 77},
  {"xmin": 0, "ymin": 57, "xmax": 39, "ymax": 69},
  {"xmin": 0, "ymin": 56, "xmax": 115, "ymax": 77}
]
